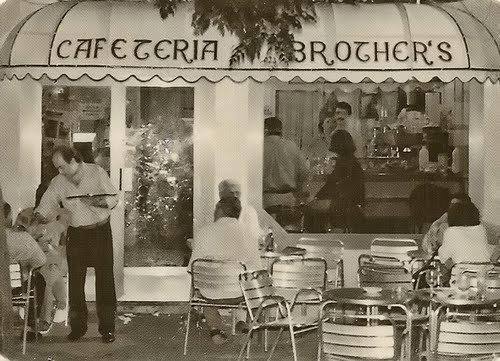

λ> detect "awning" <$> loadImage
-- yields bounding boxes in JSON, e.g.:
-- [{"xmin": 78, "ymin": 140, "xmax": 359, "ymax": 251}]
[{"xmin": 1, "ymin": 1, "xmax": 499, "ymax": 83}]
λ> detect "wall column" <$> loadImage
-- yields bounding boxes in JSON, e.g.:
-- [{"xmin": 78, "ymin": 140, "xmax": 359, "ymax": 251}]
[{"xmin": 193, "ymin": 78, "xmax": 264, "ymax": 237}]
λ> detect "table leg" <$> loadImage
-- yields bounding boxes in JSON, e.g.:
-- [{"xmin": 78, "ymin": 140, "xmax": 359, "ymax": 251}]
[{"xmin": 428, "ymin": 304, "xmax": 442, "ymax": 355}]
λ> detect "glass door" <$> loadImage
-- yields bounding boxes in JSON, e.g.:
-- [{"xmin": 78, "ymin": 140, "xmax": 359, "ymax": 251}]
[{"xmin": 123, "ymin": 87, "xmax": 194, "ymax": 268}]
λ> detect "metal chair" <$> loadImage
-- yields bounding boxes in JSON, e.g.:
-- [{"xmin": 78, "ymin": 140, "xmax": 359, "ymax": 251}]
[
  {"xmin": 370, "ymin": 238, "xmax": 418, "ymax": 262},
  {"xmin": 183, "ymin": 258, "xmax": 247, "ymax": 355},
  {"xmin": 319, "ymin": 300, "xmax": 411, "ymax": 360},
  {"xmin": 10, "ymin": 264, "xmax": 38, "ymax": 355},
  {"xmin": 238, "ymin": 270, "xmax": 320, "ymax": 361},
  {"xmin": 271, "ymin": 257, "xmax": 327, "ymax": 304},
  {"xmin": 437, "ymin": 321, "xmax": 500, "ymax": 357},
  {"xmin": 358, "ymin": 266, "xmax": 413, "ymax": 291},
  {"xmin": 296, "ymin": 238, "xmax": 344, "ymax": 288}
]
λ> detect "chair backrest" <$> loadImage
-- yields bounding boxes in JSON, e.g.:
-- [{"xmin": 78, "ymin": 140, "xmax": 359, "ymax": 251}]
[
  {"xmin": 370, "ymin": 238, "xmax": 417, "ymax": 261},
  {"xmin": 321, "ymin": 301, "xmax": 396, "ymax": 360},
  {"xmin": 190, "ymin": 258, "xmax": 246, "ymax": 300},
  {"xmin": 438, "ymin": 321, "xmax": 500, "ymax": 356},
  {"xmin": 450, "ymin": 262, "xmax": 496, "ymax": 287},
  {"xmin": 271, "ymin": 257, "xmax": 327, "ymax": 302},
  {"xmin": 359, "ymin": 254, "xmax": 405, "ymax": 269},
  {"xmin": 10, "ymin": 263, "xmax": 22, "ymax": 288},
  {"xmin": 296, "ymin": 239, "xmax": 344, "ymax": 287},
  {"xmin": 239, "ymin": 270, "xmax": 275, "ymax": 320},
  {"xmin": 358, "ymin": 266, "xmax": 413, "ymax": 290}
]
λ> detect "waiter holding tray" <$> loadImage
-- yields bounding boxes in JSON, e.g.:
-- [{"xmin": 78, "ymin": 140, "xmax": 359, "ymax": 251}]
[{"xmin": 36, "ymin": 145, "xmax": 118, "ymax": 343}]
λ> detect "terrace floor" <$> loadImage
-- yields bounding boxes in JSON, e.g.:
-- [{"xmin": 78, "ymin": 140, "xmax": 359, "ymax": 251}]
[{"xmin": 1, "ymin": 305, "xmax": 319, "ymax": 361}]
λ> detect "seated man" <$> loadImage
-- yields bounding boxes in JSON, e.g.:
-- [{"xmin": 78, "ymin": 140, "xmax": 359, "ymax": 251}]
[
  {"xmin": 190, "ymin": 197, "xmax": 261, "ymax": 344},
  {"xmin": 4, "ymin": 202, "xmax": 46, "ymax": 340},
  {"xmin": 16, "ymin": 207, "xmax": 68, "ymax": 334}
]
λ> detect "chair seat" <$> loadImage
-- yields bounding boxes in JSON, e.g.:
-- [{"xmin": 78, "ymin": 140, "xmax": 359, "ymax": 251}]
[{"xmin": 190, "ymin": 295, "xmax": 244, "ymax": 306}]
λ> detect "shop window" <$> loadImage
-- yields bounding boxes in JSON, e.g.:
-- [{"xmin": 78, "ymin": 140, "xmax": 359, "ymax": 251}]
[
  {"xmin": 41, "ymin": 86, "xmax": 111, "ymax": 187},
  {"xmin": 124, "ymin": 87, "xmax": 194, "ymax": 267},
  {"xmin": 263, "ymin": 79, "xmax": 469, "ymax": 235}
]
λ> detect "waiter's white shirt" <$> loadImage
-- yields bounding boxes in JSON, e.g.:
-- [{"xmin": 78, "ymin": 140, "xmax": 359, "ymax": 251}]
[{"xmin": 36, "ymin": 163, "xmax": 118, "ymax": 227}]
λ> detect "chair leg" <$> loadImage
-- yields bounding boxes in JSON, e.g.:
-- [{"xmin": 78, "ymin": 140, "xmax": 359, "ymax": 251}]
[
  {"xmin": 238, "ymin": 328, "xmax": 254, "ymax": 361},
  {"xmin": 231, "ymin": 310, "xmax": 236, "ymax": 336},
  {"xmin": 22, "ymin": 299, "xmax": 29, "ymax": 355},
  {"xmin": 33, "ymin": 289, "xmax": 38, "ymax": 341},
  {"xmin": 65, "ymin": 276, "xmax": 69, "ymax": 327},
  {"xmin": 183, "ymin": 306, "xmax": 192, "ymax": 356},
  {"xmin": 266, "ymin": 327, "xmax": 284, "ymax": 361},
  {"xmin": 288, "ymin": 319, "xmax": 298, "ymax": 361}
]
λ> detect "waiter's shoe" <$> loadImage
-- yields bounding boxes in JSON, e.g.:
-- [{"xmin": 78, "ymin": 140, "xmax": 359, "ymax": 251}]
[
  {"xmin": 67, "ymin": 329, "xmax": 86, "ymax": 342},
  {"xmin": 101, "ymin": 332, "xmax": 116, "ymax": 343}
]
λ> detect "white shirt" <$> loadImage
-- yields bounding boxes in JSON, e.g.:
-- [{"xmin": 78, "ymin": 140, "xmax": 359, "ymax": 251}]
[
  {"xmin": 36, "ymin": 163, "xmax": 118, "ymax": 227},
  {"xmin": 439, "ymin": 224, "xmax": 491, "ymax": 264},
  {"xmin": 239, "ymin": 204, "xmax": 264, "ymax": 241},
  {"xmin": 190, "ymin": 217, "xmax": 261, "ymax": 271},
  {"xmin": 6, "ymin": 228, "xmax": 46, "ymax": 269},
  {"xmin": 263, "ymin": 135, "xmax": 309, "ymax": 192}
]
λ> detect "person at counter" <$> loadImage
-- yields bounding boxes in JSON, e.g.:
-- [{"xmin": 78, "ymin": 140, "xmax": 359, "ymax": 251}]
[
  {"xmin": 306, "ymin": 116, "xmax": 336, "ymax": 174},
  {"xmin": 263, "ymin": 116, "xmax": 309, "ymax": 218},
  {"xmin": 332, "ymin": 101, "xmax": 364, "ymax": 158},
  {"xmin": 306, "ymin": 130, "xmax": 365, "ymax": 232}
]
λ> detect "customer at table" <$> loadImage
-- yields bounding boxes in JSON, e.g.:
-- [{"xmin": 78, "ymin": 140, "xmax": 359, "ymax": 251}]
[
  {"xmin": 421, "ymin": 192, "xmax": 471, "ymax": 257},
  {"xmin": 218, "ymin": 179, "xmax": 264, "ymax": 241},
  {"xmin": 306, "ymin": 130, "xmax": 365, "ymax": 232},
  {"xmin": 189, "ymin": 197, "xmax": 260, "ymax": 344},
  {"xmin": 438, "ymin": 200, "xmax": 491, "ymax": 271}
]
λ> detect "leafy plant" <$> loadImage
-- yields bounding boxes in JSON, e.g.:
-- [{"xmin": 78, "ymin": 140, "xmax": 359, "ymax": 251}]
[{"xmin": 154, "ymin": 0, "xmax": 460, "ymax": 66}]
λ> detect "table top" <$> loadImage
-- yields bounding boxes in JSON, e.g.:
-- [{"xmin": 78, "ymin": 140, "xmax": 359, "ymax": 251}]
[
  {"xmin": 414, "ymin": 287, "xmax": 500, "ymax": 306},
  {"xmin": 323, "ymin": 287, "xmax": 415, "ymax": 307}
]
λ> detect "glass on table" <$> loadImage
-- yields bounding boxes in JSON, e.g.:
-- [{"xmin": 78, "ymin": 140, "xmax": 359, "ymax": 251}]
[
  {"xmin": 426, "ymin": 268, "xmax": 439, "ymax": 294},
  {"xmin": 457, "ymin": 272, "xmax": 470, "ymax": 293}
]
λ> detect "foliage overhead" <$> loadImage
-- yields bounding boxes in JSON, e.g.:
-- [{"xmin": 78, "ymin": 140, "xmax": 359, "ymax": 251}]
[{"xmin": 154, "ymin": 0, "xmax": 461, "ymax": 66}]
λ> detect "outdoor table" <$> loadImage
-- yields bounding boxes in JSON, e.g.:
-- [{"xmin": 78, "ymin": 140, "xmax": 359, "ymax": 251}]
[
  {"xmin": 414, "ymin": 287, "xmax": 500, "ymax": 357},
  {"xmin": 324, "ymin": 287, "xmax": 422, "ymax": 360}
]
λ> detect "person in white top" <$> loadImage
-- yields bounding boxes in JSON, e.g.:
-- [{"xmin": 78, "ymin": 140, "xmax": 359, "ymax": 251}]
[
  {"xmin": 189, "ymin": 197, "xmax": 261, "ymax": 344},
  {"xmin": 439, "ymin": 200, "xmax": 491, "ymax": 269},
  {"xmin": 333, "ymin": 102, "xmax": 365, "ymax": 158},
  {"xmin": 35, "ymin": 145, "xmax": 118, "ymax": 343}
]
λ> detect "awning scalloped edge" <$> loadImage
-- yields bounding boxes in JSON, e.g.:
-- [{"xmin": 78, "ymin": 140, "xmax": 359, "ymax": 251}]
[{"xmin": 1, "ymin": 71, "xmax": 499, "ymax": 85}]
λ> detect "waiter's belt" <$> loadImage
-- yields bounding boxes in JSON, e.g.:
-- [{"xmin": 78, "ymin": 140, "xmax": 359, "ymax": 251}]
[{"xmin": 70, "ymin": 217, "xmax": 110, "ymax": 230}]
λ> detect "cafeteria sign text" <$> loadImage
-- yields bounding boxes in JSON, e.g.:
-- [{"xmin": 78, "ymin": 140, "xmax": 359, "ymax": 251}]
[{"xmin": 54, "ymin": 37, "xmax": 455, "ymax": 67}]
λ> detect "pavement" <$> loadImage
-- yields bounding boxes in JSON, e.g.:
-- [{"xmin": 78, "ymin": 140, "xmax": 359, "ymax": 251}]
[{"xmin": 1, "ymin": 304, "xmax": 319, "ymax": 361}]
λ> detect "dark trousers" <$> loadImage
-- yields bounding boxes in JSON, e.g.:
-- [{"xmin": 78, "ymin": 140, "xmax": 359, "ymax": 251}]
[{"xmin": 67, "ymin": 221, "xmax": 116, "ymax": 335}]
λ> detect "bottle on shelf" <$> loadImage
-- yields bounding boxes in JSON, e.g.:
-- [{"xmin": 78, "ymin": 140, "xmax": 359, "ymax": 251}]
[
  {"xmin": 265, "ymin": 227, "xmax": 275, "ymax": 252},
  {"xmin": 451, "ymin": 146, "xmax": 460, "ymax": 174},
  {"xmin": 418, "ymin": 144, "xmax": 429, "ymax": 171}
]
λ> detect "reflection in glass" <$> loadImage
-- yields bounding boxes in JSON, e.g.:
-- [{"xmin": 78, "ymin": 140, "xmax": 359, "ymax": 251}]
[{"xmin": 124, "ymin": 87, "xmax": 193, "ymax": 267}]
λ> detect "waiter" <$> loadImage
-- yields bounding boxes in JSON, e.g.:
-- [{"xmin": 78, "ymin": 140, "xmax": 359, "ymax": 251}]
[{"xmin": 36, "ymin": 145, "xmax": 118, "ymax": 343}]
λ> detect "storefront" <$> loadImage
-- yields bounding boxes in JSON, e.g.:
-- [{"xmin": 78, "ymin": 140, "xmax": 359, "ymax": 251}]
[{"xmin": 1, "ymin": 1, "xmax": 499, "ymax": 301}]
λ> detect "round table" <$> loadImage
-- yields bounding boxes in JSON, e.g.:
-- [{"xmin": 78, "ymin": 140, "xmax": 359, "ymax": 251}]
[
  {"xmin": 414, "ymin": 287, "xmax": 500, "ymax": 355},
  {"xmin": 323, "ymin": 287, "xmax": 415, "ymax": 306}
]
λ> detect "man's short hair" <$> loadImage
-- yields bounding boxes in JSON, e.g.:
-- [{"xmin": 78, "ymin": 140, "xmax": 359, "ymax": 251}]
[
  {"xmin": 52, "ymin": 145, "xmax": 83, "ymax": 164},
  {"xmin": 218, "ymin": 179, "xmax": 241, "ymax": 199},
  {"xmin": 3, "ymin": 202, "xmax": 11, "ymax": 219},
  {"xmin": 214, "ymin": 197, "xmax": 241, "ymax": 220},
  {"xmin": 336, "ymin": 101, "xmax": 352, "ymax": 116},
  {"xmin": 264, "ymin": 117, "xmax": 282, "ymax": 136}
]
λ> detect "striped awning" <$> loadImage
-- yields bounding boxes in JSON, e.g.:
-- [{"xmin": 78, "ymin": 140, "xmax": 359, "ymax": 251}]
[{"xmin": 0, "ymin": 1, "xmax": 499, "ymax": 83}]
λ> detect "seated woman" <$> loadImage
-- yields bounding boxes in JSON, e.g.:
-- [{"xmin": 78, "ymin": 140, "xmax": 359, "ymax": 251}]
[
  {"xmin": 305, "ymin": 130, "xmax": 365, "ymax": 233},
  {"xmin": 438, "ymin": 200, "xmax": 492, "ymax": 280}
]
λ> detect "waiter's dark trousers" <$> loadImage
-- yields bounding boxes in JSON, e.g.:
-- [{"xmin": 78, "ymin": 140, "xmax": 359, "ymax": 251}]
[{"xmin": 67, "ymin": 220, "xmax": 116, "ymax": 335}]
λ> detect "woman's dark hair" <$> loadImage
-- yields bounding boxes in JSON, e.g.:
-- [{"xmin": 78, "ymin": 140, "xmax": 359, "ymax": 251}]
[
  {"xmin": 336, "ymin": 101, "xmax": 352, "ymax": 116},
  {"xmin": 330, "ymin": 129, "xmax": 356, "ymax": 157},
  {"xmin": 52, "ymin": 145, "xmax": 83, "ymax": 164},
  {"xmin": 3, "ymin": 202, "xmax": 11, "ymax": 219},
  {"xmin": 447, "ymin": 200, "xmax": 480, "ymax": 227}
]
